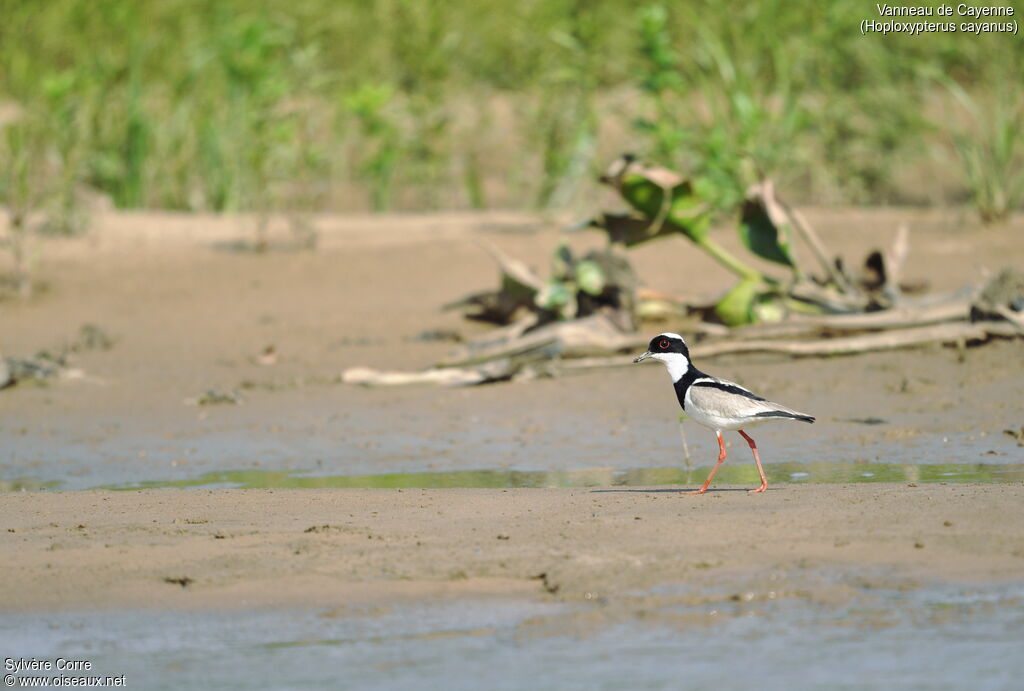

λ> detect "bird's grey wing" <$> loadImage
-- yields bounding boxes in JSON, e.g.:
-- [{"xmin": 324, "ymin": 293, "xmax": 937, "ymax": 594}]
[
  {"xmin": 689, "ymin": 380, "xmax": 814, "ymax": 422},
  {"xmin": 688, "ymin": 381, "xmax": 771, "ymax": 419}
]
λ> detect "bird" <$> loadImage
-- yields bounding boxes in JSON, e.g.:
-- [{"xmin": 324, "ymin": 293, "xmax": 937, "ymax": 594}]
[{"xmin": 633, "ymin": 332, "xmax": 814, "ymax": 494}]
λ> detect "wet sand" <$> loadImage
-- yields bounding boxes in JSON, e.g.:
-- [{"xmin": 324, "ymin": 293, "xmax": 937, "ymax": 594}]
[{"xmin": 4, "ymin": 484, "xmax": 1023, "ymax": 613}]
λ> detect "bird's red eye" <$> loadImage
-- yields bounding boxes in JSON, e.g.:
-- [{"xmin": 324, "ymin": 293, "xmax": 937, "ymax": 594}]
[{"xmin": 659, "ymin": 339, "xmax": 669, "ymax": 349}]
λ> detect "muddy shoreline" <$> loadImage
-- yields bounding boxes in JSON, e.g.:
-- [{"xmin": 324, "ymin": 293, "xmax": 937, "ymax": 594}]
[{"xmin": 3, "ymin": 484, "xmax": 1022, "ymax": 613}]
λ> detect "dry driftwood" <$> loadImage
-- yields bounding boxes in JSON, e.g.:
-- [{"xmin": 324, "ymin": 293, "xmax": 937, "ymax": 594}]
[
  {"xmin": 732, "ymin": 291, "xmax": 975, "ymax": 340},
  {"xmin": 559, "ymin": 320, "xmax": 1019, "ymax": 372},
  {"xmin": 343, "ymin": 319, "xmax": 1020, "ymax": 388},
  {"xmin": 343, "ymin": 359, "xmax": 521, "ymax": 388},
  {"xmin": 694, "ymin": 321, "xmax": 1016, "ymax": 357},
  {"xmin": 343, "ymin": 366, "xmax": 493, "ymax": 387},
  {"xmin": 886, "ymin": 224, "xmax": 910, "ymax": 298},
  {"xmin": 787, "ymin": 282, "xmax": 871, "ymax": 313},
  {"xmin": 995, "ymin": 306, "xmax": 1024, "ymax": 334},
  {"xmin": 440, "ymin": 312, "xmax": 645, "ymax": 368}
]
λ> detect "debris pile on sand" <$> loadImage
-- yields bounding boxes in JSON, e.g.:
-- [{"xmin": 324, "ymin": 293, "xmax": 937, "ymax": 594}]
[
  {"xmin": 342, "ymin": 158, "xmax": 1022, "ymax": 388},
  {"xmin": 0, "ymin": 323, "xmax": 112, "ymax": 391}
]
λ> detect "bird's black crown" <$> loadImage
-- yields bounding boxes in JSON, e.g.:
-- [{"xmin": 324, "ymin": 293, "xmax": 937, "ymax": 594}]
[{"xmin": 647, "ymin": 333, "xmax": 689, "ymax": 356}]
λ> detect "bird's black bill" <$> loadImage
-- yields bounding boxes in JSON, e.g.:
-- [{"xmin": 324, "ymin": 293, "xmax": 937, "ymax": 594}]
[{"xmin": 633, "ymin": 351, "xmax": 652, "ymax": 363}]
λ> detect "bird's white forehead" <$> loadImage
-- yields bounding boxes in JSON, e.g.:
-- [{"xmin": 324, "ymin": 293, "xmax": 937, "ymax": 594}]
[{"xmin": 657, "ymin": 332, "xmax": 684, "ymax": 341}]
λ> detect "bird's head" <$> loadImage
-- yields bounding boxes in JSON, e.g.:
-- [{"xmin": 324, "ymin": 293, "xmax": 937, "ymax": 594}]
[{"xmin": 633, "ymin": 332, "xmax": 691, "ymax": 380}]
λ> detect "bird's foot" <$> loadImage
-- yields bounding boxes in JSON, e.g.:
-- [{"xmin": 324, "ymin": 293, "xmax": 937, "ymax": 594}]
[
  {"xmin": 683, "ymin": 489, "xmax": 708, "ymax": 495},
  {"xmin": 748, "ymin": 485, "xmax": 767, "ymax": 494}
]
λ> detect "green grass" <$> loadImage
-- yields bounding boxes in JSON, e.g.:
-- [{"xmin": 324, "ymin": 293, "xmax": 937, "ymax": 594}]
[
  {"xmin": 946, "ymin": 79, "xmax": 1024, "ymax": 224},
  {"xmin": 0, "ymin": 0, "xmax": 1022, "ymax": 219}
]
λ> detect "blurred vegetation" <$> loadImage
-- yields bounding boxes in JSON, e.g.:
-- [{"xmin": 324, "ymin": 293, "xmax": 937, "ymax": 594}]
[{"xmin": 0, "ymin": 0, "xmax": 1022, "ymax": 222}]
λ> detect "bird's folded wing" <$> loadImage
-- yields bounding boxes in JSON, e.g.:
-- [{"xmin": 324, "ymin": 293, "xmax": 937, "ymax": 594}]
[{"xmin": 689, "ymin": 380, "xmax": 803, "ymax": 420}]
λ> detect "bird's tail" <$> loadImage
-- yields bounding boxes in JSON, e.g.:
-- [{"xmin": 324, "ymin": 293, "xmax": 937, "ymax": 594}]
[{"xmin": 754, "ymin": 408, "xmax": 815, "ymax": 424}]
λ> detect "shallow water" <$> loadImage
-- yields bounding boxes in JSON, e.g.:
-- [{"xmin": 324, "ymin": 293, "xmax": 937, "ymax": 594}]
[
  {"xmin": 3, "ymin": 421, "xmax": 1022, "ymax": 492},
  {"xmin": 2, "ymin": 392, "xmax": 1020, "ymax": 491},
  {"xmin": 4, "ymin": 459, "xmax": 1023, "ymax": 492},
  {"xmin": 81, "ymin": 459, "xmax": 1024, "ymax": 490},
  {"xmin": 4, "ymin": 576, "xmax": 1022, "ymax": 690}
]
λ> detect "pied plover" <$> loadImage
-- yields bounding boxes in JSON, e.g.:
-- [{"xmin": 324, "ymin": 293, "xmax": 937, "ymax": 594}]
[{"xmin": 634, "ymin": 333, "xmax": 814, "ymax": 494}]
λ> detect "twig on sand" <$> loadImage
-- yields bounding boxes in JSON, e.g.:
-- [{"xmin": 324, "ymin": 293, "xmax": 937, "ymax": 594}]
[
  {"xmin": 342, "ymin": 363, "xmax": 517, "ymax": 387},
  {"xmin": 439, "ymin": 313, "xmax": 645, "ymax": 368},
  {"xmin": 774, "ymin": 190, "xmax": 851, "ymax": 293}
]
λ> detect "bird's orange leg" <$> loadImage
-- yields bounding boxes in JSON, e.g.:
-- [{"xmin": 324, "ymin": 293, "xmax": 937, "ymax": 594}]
[
  {"xmin": 738, "ymin": 429, "xmax": 767, "ymax": 493},
  {"xmin": 685, "ymin": 431, "xmax": 726, "ymax": 494}
]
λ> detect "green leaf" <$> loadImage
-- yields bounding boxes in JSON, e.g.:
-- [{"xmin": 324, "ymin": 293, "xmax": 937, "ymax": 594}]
[
  {"xmin": 618, "ymin": 172, "xmax": 663, "ymax": 215},
  {"xmin": 614, "ymin": 165, "xmax": 712, "ymax": 243},
  {"xmin": 714, "ymin": 277, "xmax": 761, "ymax": 326},
  {"xmin": 738, "ymin": 185, "xmax": 795, "ymax": 267},
  {"xmin": 667, "ymin": 183, "xmax": 712, "ymax": 241},
  {"xmin": 535, "ymin": 278, "xmax": 573, "ymax": 311},
  {"xmin": 574, "ymin": 260, "xmax": 605, "ymax": 296}
]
